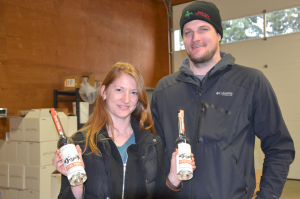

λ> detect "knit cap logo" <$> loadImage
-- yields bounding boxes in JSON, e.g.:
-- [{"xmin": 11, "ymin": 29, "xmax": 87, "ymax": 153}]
[
  {"xmin": 185, "ymin": 10, "xmax": 193, "ymax": 19},
  {"xmin": 195, "ymin": 11, "xmax": 210, "ymax": 20}
]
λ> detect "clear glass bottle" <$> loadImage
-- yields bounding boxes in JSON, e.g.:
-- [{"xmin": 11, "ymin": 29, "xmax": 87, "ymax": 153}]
[
  {"xmin": 175, "ymin": 110, "xmax": 193, "ymax": 180},
  {"xmin": 50, "ymin": 108, "xmax": 87, "ymax": 186}
]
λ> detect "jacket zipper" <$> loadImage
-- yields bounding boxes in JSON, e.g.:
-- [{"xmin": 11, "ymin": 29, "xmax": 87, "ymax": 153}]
[
  {"xmin": 122, "ymin": 145, "xmax": 132, "ymax": 199},
  {"xmin": 195, "ymin": 93, "xmax": 202, "ymax": 144},
  {"xmin": 113, "ymin": 141, "xmax": 132, "ymax": 199},
  {"xmin": 196, "ymin": 80, "xmax": 206, "ymax": 144},
  {"xmin": 197, "ymin": 103, "xmax": 208, "ymax": 144},
  {"xmin": 122, "ymin": 162, "xmax": 126, "ymax": 199}
]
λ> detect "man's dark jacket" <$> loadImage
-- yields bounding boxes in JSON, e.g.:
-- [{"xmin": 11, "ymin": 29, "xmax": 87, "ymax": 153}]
[{"xmin": 151, "ymin": 53, "xmax": 295, "ymax": 199}]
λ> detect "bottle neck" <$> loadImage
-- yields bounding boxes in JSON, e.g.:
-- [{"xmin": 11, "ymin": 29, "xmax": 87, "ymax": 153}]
[
  {"xmin": 58, "ymin": 131, "xmax": 67, "ymax": 139},
  {"xmin": 178, "ymin": 111, "xmax": 185, "ymax": 137},
  {"xmin": 179, "ymin": 131, "xmax": 186, "ymax": 137}
]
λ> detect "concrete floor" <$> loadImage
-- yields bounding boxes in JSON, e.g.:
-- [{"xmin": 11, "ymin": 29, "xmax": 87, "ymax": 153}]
[{"xmin": 280, "ymin": 179, "xmax": 300, "ymax": 199}]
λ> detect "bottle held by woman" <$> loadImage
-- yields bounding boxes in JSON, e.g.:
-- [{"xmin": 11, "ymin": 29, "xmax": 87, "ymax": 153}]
[{"xmin": 50, "ymin": 108, "xmax": 87, "ymax": 186}]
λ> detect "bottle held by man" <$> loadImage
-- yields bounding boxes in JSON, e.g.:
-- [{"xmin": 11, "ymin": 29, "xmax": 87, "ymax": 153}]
[
  {"xmin": 50, "ymin": 108, "xmax": 87, "ymax": 186},
  {"xmin": 175, "ymin": 110, "xmax": 193, "ymax": 180}
]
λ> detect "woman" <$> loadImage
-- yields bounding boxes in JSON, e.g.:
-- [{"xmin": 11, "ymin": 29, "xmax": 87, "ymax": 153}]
[{"xmin": 53, "ymin": 62, "xmax": 195, "ymax": 199}]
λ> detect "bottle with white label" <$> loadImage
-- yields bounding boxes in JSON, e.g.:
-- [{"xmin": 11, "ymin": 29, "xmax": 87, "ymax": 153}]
[
  {"xmin": 50, "ymin": 108, "xmax": 87, "ymax": 186},
  {"xmin": 175, "ymin": 110, "xmax": 193, "ymax": 180}
]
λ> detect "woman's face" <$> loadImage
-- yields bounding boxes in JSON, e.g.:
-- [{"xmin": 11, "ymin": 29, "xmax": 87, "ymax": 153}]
[{"xmin": 101, "ymin": 73, "xmax": 138, "ymax": 123}]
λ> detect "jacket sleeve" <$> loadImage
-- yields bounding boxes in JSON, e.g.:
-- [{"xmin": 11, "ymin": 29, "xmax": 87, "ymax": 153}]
[
  {"xmin": 252, "ymin": 72, "xmax": 295, "ymax": 199},
  {"xmin": 152, "ymin": 136, "xmax": 179, "ymax": 199},
  {"xmin": 150, "ymin": 89, "xmax": 166, "ymax": 148},
  {"xmin": 151, "ymin": 89, "xmax": 173, "ymax": 174}
]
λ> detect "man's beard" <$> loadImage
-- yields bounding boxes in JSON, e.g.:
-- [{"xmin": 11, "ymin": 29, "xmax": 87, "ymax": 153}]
[{"xmin": 188, "ymin": 47, "xmax": 217, "ymax": 67}]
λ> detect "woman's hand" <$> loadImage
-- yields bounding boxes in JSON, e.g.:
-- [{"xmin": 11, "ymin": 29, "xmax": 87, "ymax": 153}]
[
  {"xmin": 52, "ymin": 145, "xmax": 85, "ymax": 199},
  {"xmin": 52, "ymin": 149, "xmax": 66, "ymax": 176},
  {"xmin": 168, "ymin": 150, "xmax": 196, "ymax": 186},
  {"xmin": 52, "ymin": 145, "xmax": 85, "ymax": 176}
]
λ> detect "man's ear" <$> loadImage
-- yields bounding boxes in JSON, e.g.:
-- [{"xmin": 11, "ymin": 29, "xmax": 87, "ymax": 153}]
[
  {"xmin": 100, "ymin": 85, "xmax": 106, "ymax": 100},
  {"xmin": 218, "ymin": 33, "xmax": 221, "ymax": 42}
]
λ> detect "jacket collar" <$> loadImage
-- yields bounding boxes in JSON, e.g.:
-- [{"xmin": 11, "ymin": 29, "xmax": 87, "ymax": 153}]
[
  {"xmin": 96, "ymin": 116, "xmax": 155, "ymax": 146},
  {"xmin": 177, "ymin": 52, "xmax": 235, "ymax": 84}
]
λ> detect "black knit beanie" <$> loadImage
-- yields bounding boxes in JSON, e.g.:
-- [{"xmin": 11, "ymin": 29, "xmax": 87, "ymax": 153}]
[{"xmin": 180, "ymin": 1, "xmax": 223, "ymax": 38}]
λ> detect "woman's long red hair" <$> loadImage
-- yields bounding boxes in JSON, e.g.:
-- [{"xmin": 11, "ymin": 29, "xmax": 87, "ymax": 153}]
[{"xmin": 79, "ymin": 62, "xmax": 155, "ymax": 156}]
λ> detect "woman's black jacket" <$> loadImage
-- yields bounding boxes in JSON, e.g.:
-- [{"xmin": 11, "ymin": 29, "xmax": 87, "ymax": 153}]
[{"xmin": 58, "ymin": 118, "xmax": 178, "ymax": 199}]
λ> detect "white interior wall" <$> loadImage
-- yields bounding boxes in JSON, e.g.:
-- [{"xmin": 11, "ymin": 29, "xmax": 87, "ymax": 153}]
[{"xmin": 173, "ymin": 0, "xmax": 300, "ymax": 179}]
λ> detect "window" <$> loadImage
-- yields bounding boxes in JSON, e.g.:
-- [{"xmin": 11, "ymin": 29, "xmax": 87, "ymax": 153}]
[
  {"xmin": 221, "ymin": 15, "xmax": 264, "ymax": 44},
  {"xmin": 174, "ymin": 30, "xmax": 185, "ymax": 51},
  {"xmin": 266, "ymin": 7, "xmax": 300, "ymax": 37}
]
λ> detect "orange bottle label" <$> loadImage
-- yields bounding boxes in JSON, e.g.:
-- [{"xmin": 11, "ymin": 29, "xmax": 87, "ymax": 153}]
[
  {"xmin": 179, "ymin": 159, "xmax": 192, "ymax": 165},
  {"xmin": 66, "ymin": 162, "xmax": 84, "ymax": 171}
]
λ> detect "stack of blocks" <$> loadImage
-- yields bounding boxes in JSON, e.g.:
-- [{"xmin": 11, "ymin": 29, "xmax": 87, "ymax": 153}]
[{"xmin": 0, "ymin": 109, "xmax": 77, "ymax": 199}]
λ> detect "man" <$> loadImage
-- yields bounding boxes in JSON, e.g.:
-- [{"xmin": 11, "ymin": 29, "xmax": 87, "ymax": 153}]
[{"xmin": 150, "ymin": 1, "xmax": 295, "ymax": 199}]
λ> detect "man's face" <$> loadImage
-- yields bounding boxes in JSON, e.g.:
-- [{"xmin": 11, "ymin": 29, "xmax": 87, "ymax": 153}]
[{"xmin": 183, "ymin": 20, "xmax": 221, "ymax": 65}]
